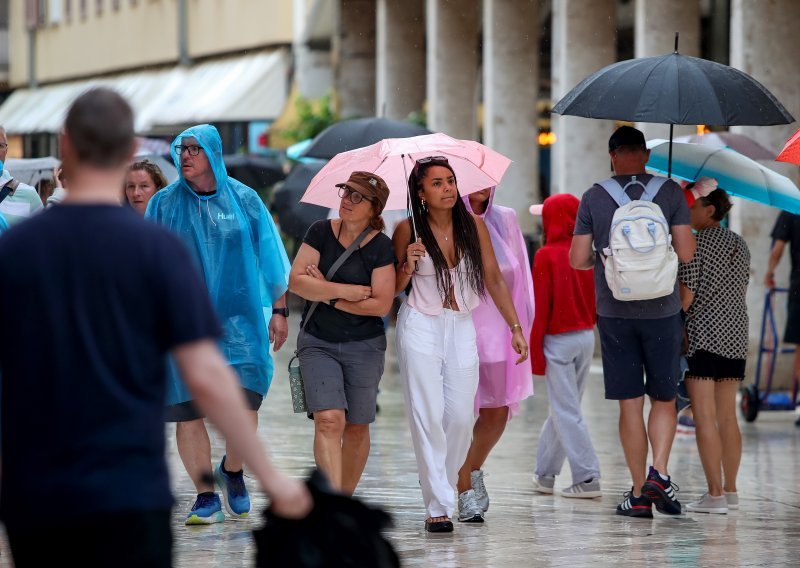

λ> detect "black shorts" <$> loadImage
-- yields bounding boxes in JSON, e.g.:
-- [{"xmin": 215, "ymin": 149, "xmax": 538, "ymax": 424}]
[
  {"xmin": 164, "ymin": 388, "xmax": 263, "ymax": 422},
  {"xmin": 7, "ymin": 510, "xmax": 171, "ymax": 567},
  {"xmin": 597, "ymin": 313, "xmax": 683, "ymax": 401},
  {"xmin": 686, "ymin": 349, "xmax": 746, "ymax": 381},
  {"xmin": 785, "ymin": 284, "xmax": 800, "ymax": 344}
]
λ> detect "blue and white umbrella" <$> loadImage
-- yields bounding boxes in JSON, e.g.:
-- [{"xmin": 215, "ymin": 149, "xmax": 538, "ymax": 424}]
[{"xmin": 646, "ymin": 139, "xmax": 800, "ymax": 215}]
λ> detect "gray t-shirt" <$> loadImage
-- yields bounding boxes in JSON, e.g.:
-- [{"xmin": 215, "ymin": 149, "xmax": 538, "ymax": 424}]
[{"xmin": 574, "ymin": 174, "xmax": 690, "ymax": 319}]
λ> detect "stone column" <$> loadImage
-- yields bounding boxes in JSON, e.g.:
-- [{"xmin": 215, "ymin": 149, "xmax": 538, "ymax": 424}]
[
  {"xmin": 730, "ymin": 0, "xmax": 800, "ymax": 377},
  {"xmin": 551, "ymin": 0, "xmax": 616, "ymax": 198},
  {"xmin": 483, "ymin": 0, "xmax": 538, "ymax": 232},
  {"xmin": 334, "ymin": 0, "xmax": 376, "ymax": 118},
  {"xmin": 426, "ymin": 0, "xmax": 480, "ymax": 140},
  {"xmin": 376, "ymin": 0, "xmax": 425, "ymax": 120},
  {"xmin": 634, "ymin": 0, "xmax": 700, "ymax": 141}
]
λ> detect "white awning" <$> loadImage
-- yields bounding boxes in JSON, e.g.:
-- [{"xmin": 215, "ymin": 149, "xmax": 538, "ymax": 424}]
[{"xmin": 0, "ymin": 49, "xmax": 289, "ymax": 135}]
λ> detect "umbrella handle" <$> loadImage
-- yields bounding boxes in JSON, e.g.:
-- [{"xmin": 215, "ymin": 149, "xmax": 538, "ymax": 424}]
[{"xmin": 402, "ymin": 153, "xmax": 418, "ymax": 240}]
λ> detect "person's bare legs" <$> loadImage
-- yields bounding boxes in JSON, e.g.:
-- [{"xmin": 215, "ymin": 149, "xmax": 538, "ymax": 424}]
[
  {"xmin": 456, "ymin": 406, "xmax": 509, "ymax": 493},
  {"xmin": 648, "ymin": 398, "xmax": 678, "ymax": 475},
  {"xmin": 341, "ymin": 423, "xmax": 370, "ymax": 496},
  {"xmin": 619, "ymin": 396, "xmax": 647, "ymax": 494},
  {"xmin": 312, "ymin": 409, "xmax": 346, "ymax": 490},
  {"xmin": 224, "ymin": 410, "xmax": 259, "ymax": 472},
  {"xmin": 686, "ymin": 378, "xmax": 723, "ymax": 495},
  {"xmin": 176, "ymin": 419, "xmax": 214, "ymax": 493},
  {"xmin": 715, "ymin": 381, "xmax": 742, "ymax": 493}
]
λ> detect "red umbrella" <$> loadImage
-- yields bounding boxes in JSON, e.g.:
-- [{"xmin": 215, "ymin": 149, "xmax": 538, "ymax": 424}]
[{"xmin": 776, "ymin": 128, "xmax": 800, "ymax": 165}]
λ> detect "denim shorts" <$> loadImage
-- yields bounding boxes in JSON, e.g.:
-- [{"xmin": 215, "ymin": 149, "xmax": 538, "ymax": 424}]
[
  {"xmin": 597, "ymin": 313, "xmax": 683, "ymax": 401},
  {"xmin": 297, "ymin": 329, "xmax": 387, "ymax": 424}
]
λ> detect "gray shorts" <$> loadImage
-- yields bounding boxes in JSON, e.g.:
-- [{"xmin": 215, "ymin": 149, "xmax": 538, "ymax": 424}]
[{"xmin": 297, "ymin": 329, "xmax": 387, "ymax": 424}]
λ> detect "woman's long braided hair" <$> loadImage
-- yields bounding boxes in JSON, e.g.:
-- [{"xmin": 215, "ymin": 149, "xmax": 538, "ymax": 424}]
[{"xmin": 408, "ymin": 158, "xmax": 486, "ymax": 300}]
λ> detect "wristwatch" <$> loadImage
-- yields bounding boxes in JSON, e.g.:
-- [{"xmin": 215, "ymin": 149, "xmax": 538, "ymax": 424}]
[
  {"xmin": 272, "ymin": 307, "xmax": 289, "ymax": 317},
  {"xmin": 329, "ymin": 298, "xmax": 339, "ymax": 308}
]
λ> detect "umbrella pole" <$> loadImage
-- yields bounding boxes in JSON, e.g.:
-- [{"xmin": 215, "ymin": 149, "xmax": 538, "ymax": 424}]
[
  {"xmin": 402, "ymin": 153, "xmax": 417, "ymax": 239},
  {"xmin": 668, "ymin": 123, "xmax": 674, "ymax": 178}
]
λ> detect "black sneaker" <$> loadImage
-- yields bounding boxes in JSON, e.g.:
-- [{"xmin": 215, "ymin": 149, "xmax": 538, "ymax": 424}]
[
  {"xmin": 642, "ymin": 466, "xmax": 682, "ymax": 515},
  {"xmin": 616, "ymin": 489, "xmax": 653, "ymax": 518}
]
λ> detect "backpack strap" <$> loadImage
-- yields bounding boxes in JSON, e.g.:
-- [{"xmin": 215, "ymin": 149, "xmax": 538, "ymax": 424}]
[
  {"xmin": 598, "ymin": 179, "xmax": 631, "ymax": 207},
  {"xmin": 640, "ymin": 176, "xmax": 669, "ymax": 202}
]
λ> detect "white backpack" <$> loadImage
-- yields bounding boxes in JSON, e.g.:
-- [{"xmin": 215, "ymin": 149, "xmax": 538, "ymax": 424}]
[{"xmin": 598, "ymin": 176, "xmax": 678, "ymax": 301}]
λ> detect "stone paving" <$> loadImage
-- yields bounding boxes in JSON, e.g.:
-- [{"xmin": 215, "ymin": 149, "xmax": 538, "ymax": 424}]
[{"xmin": 2, "ymin": 318, "xmax": 799, "ymax": 566}]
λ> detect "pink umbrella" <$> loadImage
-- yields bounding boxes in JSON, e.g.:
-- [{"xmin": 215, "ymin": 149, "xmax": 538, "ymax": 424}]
[
  {"xmin": 777, "ymin": 128, "xmax": 800, "ymax": 166},
  {"xmin": 300, "ymin": 133, "xmax": 512, "ymax": 211}
]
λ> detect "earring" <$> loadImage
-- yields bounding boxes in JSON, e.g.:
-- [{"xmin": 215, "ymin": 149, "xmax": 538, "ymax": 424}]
[{"xmin": 421, "ymin": 199, "xmax": 427, "ymax": 213}]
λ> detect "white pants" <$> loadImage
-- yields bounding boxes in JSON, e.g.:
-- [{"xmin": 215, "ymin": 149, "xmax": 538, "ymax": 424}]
[
  {"xmin": 535, "ymin": 330, "xmax": 601, "ymax": 483},
  {"xmin": 396, "ymin": 304, "xmax": 480, "ymax": 518}
]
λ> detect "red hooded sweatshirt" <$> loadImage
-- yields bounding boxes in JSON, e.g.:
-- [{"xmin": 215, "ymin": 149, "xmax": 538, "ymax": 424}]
[{"xmin": 530, "ymin": 194, "xmax": 596, "ymax": 375}]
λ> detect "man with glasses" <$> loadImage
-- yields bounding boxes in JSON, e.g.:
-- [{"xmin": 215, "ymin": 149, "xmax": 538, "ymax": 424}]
[
  {"xmin": 147, "ymin": 124, "xmax": 292, "ymax": 525},
  {"xmin": 0, "ymin": 126, "xmax": 44, "ymax": 225}
]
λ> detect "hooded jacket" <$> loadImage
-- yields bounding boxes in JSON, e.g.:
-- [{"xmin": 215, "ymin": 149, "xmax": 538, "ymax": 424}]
[
  {"xmin": 146, "ymin": 124, "xmax": 290, "ymax": 404},
  {"xmin": 530, "ymin": 194, "xmax": 596, "ymax": 375}
]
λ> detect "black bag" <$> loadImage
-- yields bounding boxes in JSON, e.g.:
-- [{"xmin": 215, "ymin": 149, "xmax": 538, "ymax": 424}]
[{"xmin": 253, "ymin": 469, "xmax": 400, "ymax": 568}]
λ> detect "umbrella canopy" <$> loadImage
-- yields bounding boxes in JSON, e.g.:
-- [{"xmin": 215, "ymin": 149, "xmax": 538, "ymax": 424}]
[
  {"xmin": 776, "ymin": 128, "xmax": 800, "ymax": 166},
  {"xmin": 302, "ymin": 117, "xmax": 431, "ymax": 160},
  {"xmin": 646, "ymin": 139, "xmax": 800, "ymax": 215},
  {"xmin": 674, "ymin": 132, "xmax": 775, "ymax": 161},
  {"xmin": 272, "ymin": 162, "xmax": 329, "ymax": 240},
  {"xmin": 552, "ymin": 52, "xmax": 794, "ymax": 126},
  {"xmin": 301, "ymin": 133, "xmax": 512, "ymax": 211},
  {"xmin": 223, "ymin": 154, "xmax": 285, "ymax": 190}
]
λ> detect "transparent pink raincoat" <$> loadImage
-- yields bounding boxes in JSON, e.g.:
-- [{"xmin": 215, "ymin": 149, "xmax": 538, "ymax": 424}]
[{"xmin": 464, "ymin": 189, "xmax": 535, "ymax": 418}]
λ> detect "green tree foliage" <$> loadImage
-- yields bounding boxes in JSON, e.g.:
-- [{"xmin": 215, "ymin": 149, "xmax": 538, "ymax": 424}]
[{"xmin": 282, "ymin": 93, "xmax": 339, "ymax": 143}]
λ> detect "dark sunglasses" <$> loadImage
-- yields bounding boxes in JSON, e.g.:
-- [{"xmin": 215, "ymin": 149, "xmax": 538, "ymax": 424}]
[{"xmin": 338, "ymin": 186, "xmax": 374, "ymax": 205}]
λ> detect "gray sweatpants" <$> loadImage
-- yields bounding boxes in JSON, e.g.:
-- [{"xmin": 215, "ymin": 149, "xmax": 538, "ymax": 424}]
[{"xmin": 535, "ymin": 330, "xmax": 601, "ymax": 484}]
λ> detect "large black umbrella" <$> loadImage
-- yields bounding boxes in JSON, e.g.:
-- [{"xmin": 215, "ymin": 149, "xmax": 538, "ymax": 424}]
[
  {"xmin": 552, "ymin": 34, "xmax": 794, "ymax": 175},
  {"xmin": 272, "ymin": 162, "xmax": 329, "ymax": 243},
  {"xmin": 302, "ymin": 117, "xmax": 431, "ymax": 160},
  {"xmin": 223, "ymin": 154, "xmax": 285, "ymax": 189}
]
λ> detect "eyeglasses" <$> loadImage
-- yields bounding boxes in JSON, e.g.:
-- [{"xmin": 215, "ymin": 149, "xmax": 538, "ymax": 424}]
[
  {"xmin": 338, "ymin": 186, "xmax": 374, "ymax": 205},
  {"xmin": 175, "ymin": 145, "xmax": 203, "ymax": 157},
  {"xmin": 0, "ymin": 143, "xmax": 8, "ymax": 150}
]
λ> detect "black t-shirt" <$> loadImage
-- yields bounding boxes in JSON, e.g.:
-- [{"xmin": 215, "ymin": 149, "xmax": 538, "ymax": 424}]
[
  {"xmin": 771, "ymin": 211, "xmax": 800, "ymax": 284},
  {"xmin": 300, "ymin": 220, "xmax": 395, "ymax": 342},
  {"xmin": 0, "ymin": 205, "xmax": 221, "ymax": 528}
]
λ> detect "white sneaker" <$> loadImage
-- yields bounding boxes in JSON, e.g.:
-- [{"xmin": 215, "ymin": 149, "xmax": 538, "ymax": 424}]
[
  {"xmin": 686, "ymin": 493, "xmax": 728, "ymax": 514},
  {"xmin": 470, "ymin": 470, "xmax": 489, "ymax": 513},
  {"xmin": 561, "ymin": 478, "xmax": 602, "ymax": 499},
  {"xmin": 457, "ymin": 489, "xmax": 485, "ymax": 523},
  {"xmin": 532, "ymin": 475, "xmax": 555, "ymax": 494},
  {"xmin": 724, "ymin": 491, "xmax": 739, "ymax": 510}
]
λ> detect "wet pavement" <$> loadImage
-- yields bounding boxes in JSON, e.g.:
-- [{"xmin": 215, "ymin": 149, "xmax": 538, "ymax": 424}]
[{"xmin": 3, "ymin": 318, "xmax": 799, "ymax": 566}]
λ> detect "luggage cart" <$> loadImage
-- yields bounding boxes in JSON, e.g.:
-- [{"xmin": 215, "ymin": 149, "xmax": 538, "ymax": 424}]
[{"xmin": 742, "ymin": 288, "xmax": 800, "ymax": 422}]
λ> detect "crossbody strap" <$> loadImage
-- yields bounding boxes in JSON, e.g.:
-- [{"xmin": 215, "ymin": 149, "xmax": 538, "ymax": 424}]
[
  {"xmin": 302, "ymin": 227, "xmax": 371, "ymax": 330},
  {"xmin": 0, "ymin": 179, "xmax": 19, "ymax": 205}
]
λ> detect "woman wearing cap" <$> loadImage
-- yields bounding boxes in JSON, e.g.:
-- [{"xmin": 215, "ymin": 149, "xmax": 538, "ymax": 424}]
[
  {"xmin": 393, "ymin": 157, "xmax": 528, "ymax": 532},
  {"xmin": 289, "ymin": 171, "xmax": 396, "ymax": 495},
  {"xmin": 679, "ymin": 188, "xmax": 749, "ymax": 515}
]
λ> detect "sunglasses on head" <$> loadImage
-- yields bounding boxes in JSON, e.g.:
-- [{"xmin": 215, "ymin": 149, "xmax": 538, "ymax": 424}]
[{"xmin": 338, "ymin": 186, "xmax": 374, "ymax": 205}]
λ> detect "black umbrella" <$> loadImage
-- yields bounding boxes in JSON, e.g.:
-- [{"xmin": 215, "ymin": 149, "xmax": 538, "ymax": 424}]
[
  {"xmin": 272, "ymin": 162, "xmax": 329, "ymax": 242},
  {"xmin": 223, "ymin": 154, "xmax": 286, "ymax": 189},
  {"xmin": 552, "ymin": 33, "xmax": 794, "ymax": 176},
  {"xmin": 253, "ymin": 469, "xmax": 400, "ymax": 568},
  {"xmin": 302, "ymin": 117, "xmax": 431, "ymax": 160}
]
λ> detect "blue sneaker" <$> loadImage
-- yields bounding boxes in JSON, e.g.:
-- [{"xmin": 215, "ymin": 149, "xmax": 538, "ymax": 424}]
[
  {"xmin": 185, "ymin": 493, "xmax": 225, "ymax": 525},
  {"xmin": 215, "ymin": 455, "xmax": 250, "ymax": 518}
]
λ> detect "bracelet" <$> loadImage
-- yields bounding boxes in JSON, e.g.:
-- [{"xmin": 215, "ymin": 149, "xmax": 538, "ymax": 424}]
[
  {"xmin": 510, "ymin": 323, "xmax": 522, "ymax": 332},
  {"xmin": 403, "ymin": 262, "xmax": 414, "ymax": 276}
]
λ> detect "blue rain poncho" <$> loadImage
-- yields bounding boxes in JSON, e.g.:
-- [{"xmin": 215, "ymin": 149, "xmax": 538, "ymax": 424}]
[{"xmin": 146, "ymin": 124, "xmax": 290, "ymax": 405}]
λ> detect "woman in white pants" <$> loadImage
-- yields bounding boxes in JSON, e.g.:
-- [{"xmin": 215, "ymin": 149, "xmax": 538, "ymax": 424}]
[{"xmin": 392, "ymin": 156, "xmax": 528, "ymax": 533}]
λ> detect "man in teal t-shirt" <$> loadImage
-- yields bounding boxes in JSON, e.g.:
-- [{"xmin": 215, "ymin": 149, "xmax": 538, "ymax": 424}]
[{"xmin": 0, "ymin": 127, "xmax": 44, "ymax": 226}]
